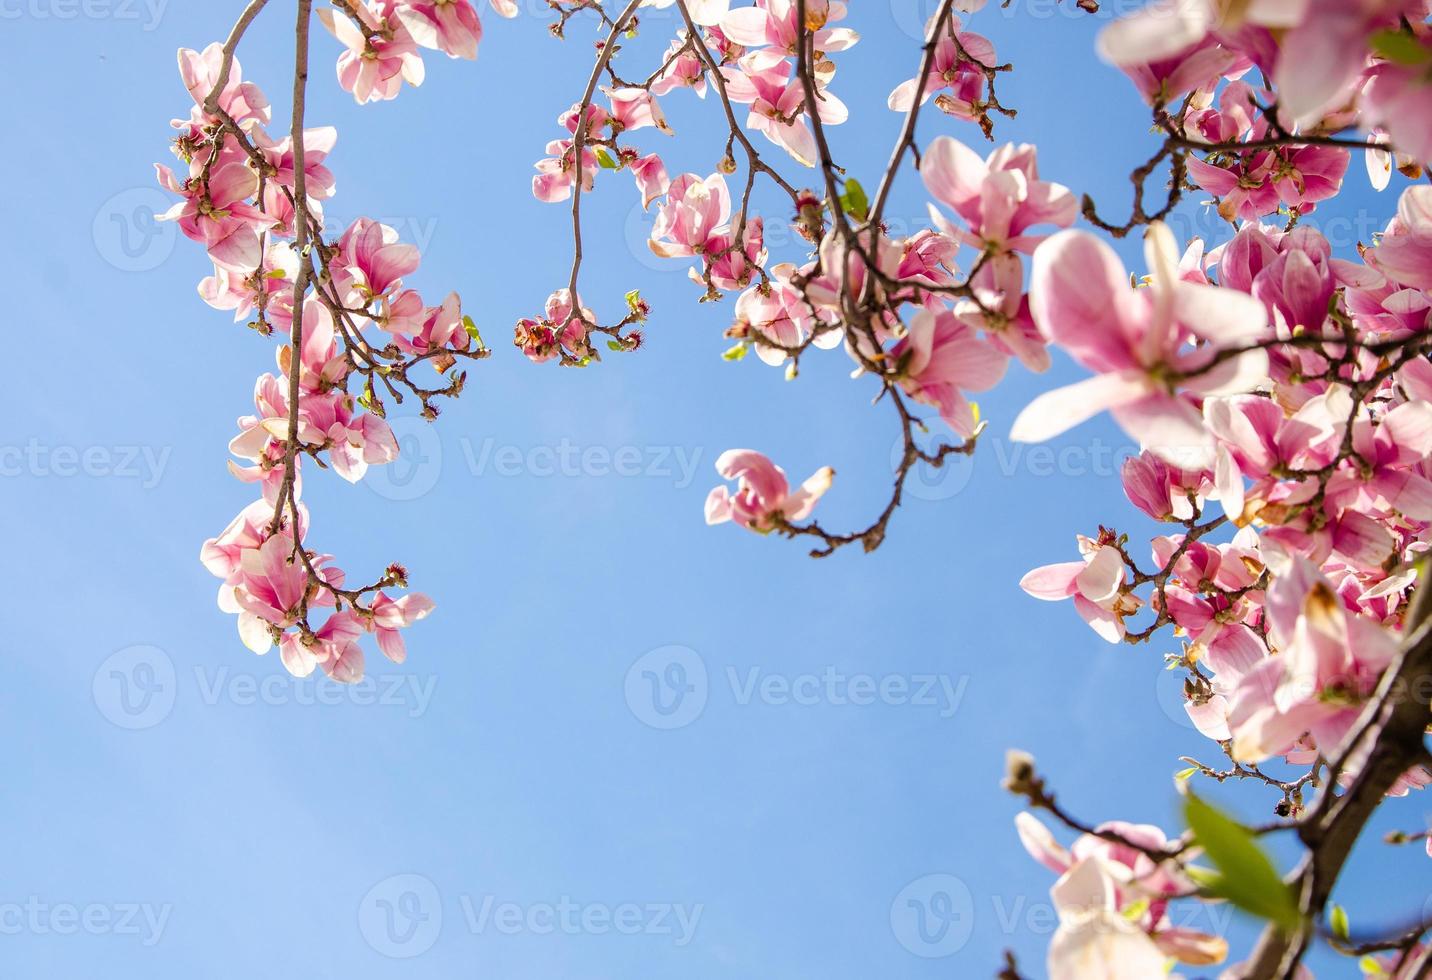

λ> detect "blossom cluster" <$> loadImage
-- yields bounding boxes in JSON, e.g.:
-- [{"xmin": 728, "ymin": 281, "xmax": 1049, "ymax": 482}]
[
  {"xmin": 319, "ymin": 0, "xmax": 517, "ymax": 103},
  {"xmin": 1000, "ymin": 0, "xmax": 1432, "ymax": 973},
  {"xmin": 159, "ymin": 33, "xmax": 484, "ymax": 682},
  {"xmin": 1099, "ymin": 0, "xmax": 1431, "ymax": 214}
]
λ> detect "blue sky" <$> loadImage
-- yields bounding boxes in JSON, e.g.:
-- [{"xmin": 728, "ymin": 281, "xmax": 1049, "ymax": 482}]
[{"xmin": 2, "ymin": 0, "xmax": 1426, "ymax": 976}]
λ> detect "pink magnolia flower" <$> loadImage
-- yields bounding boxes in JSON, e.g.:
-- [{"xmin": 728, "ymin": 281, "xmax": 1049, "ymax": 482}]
[
  {"xmin": 1095, "ymin": 0, "xmax": 1303, "ymax": 87},
  {"xmin": 1044, "ymin": 859, "xmax": 1171, "ymax": 979},
  {"xmin": 606, "ymin": 87, "xmax": 673, "ymax": 135},
  {"xmin": 1227, "ymin": 556, "xmax": 1402, "ymax": 763},
  {"xmin": 515, "ymin": 288, "xmax": 595, "ymax": 363},
  {"xmin": 640, "ymin": 0, "xmax": 732, "ymax": 27},
  {"xmin": 531, "ymin": 105, "xmax": 608, "ymax": 203},
  {"xmin": 1364, "ymin": 50, "xmax": 1432, "ymax": 166},
  {"xmin": 176, "ymin": 43, "xmax": 270, "ymax": 127},
  {"xmin": 720, "ymin": 0, "xmax": 858, "ymax": 57},
  {"xmin": 1121, "ymin": 450, "xmax": 1213, "ymax": 522},
  {"xmin": 1017, "ymin": 813, "xmax": 1226, "ymax": 975},
  {"xmin": 319, "ymin": 1, "xmax": 426, "ymax": 104},
  {"xmin": 721, "ymin": 51, "xmax": 847, "ymax": 166},
  {"xmin": 650, "ymin": 172, "xmax": 731, "ymax": 258},
  {"xmin": 1271, "ymin": 0, "xmax": 1420, "ymax": 126},
  {"xmin": 705, "ymin": 449, "xmax": 833, "ymax": 532},
  {"xmin": 1187, "ymin": 143, "xmax": 1349, "ymax": 221},
  {"xmin": 920, "ymin": 137, "xmax": 1076, "ymax": 254},
  {"xmin": 630, "ymin": 153, "xmax": 670, "ymax": 209},
  {"xmin": 1011, "ymin": 223, "xmax": 1270, "ymax": 470},
  {"xmin": 1368, "ymin": 186, "xmax": 1432, "ymax": 290},
  {"xmin": 394, "ymin": 292, "xmax": 473, "ymax": 356},
  {"xmin": 1021, "ymin": 537, "xmax": 1141, "ymax": 642},
  {"xmin": 367, "ymin": 591, "xmax": 436, "ymax": 663},
  {"xmin": 1249, "ymin": 227, "xmax": 1336, "ymax": 333},
  {"xmin": 332, "ymin": 218, "xmax": 422, "ymax": 306},
  {"xmin": 887, "ymin": 19, "xmax": 994, "ymax": 120},
  {"xmin": 225, "ymin": 532, "xmax": 339, "ymax": 653},
  {"xmin": 201, "ymin": 499, "xmax": 308, "ymax": 582},
  {"xmin": 733, "ymin": 275, "xmax": 825, "ymax": 364},
  {"xmin": 651, "ymin": 32, "xmax": 708, "ymax": 97},
  {"xmin": 889, "ymin": 308, "xmax": 1007, "ymax": 437},
  {"xmin": 327, "ymin": 409, "xmax": 400, "ymax": 483},
  {"xmin": 1204, "ymin": 389, "xmax": 1349, "ymax": 524},
  {"xmin": 702, "ymin": 218, "xmax": 766, "ymax": 292},
  {"xmin": 252, "ymin": 126, "xmax": 338, "ymax": 204},
  {"xmin": 155, "ymin": 161, "xmax": 269, "ymax": 272},
  {"xmin": 279, "ymin": 609, "xmax": 365, "ymax": 681},
  {"xmin": 200, "ymin": 241, "xmax": 300, "ymax": 329},
  {"xmin": 1349, "ymin": 399, "xmax": 1432, "ymax": 521},
  {"xmin": 396, "ymin": 0, "xmax": 496, "ymax": 61},
  {"xmin": 1119, "ymin": 34, "xmax": 1244, "ymax": 105},
  {"xmin": 279, "ymin": 300, "xmax": 349, "ymax": 394}
]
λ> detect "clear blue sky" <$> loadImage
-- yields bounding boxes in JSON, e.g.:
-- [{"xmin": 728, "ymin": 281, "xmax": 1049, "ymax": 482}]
[{"xmin": 1, "ymin": 1, "xmax": 1424, "ymax": 976}]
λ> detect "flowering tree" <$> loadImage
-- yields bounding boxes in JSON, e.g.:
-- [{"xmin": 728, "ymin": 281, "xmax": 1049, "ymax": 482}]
[{"xmin": 158, "ymin": 0, "xmax": 1432, "ymax": 974}]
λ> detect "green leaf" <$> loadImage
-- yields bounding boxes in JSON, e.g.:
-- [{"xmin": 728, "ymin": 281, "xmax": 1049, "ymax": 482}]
[
  {"xmin": 462, "ymin": 314, "xmax": 484, "ymax": 346},
  {"xmin": 839, "ymin": 177, "xmax": 869, "ymax": 222},
  {"xmin": 1175, "ymin": 767, "xmax": 1199, "ymax": 783},
  {"xmin": 1330, "ymin": 904, "xmax": 1350, "ymax": 942},
  {"xmin": 1184, "ymin": 793, "xmax": 1301, "ymax": 933},
  {"xmin": 1370, "ymin": 29, "xmax": 1432, "ymax": 65},
  {"xmin": 721, "ymin": 341, "xmax": 748, "ymax": 362},
  {"xmin": 607, "ymin": 340, "xmax": 625, "ymax": 352},
  {"xmin": 595, "ymin": 148, "xmax": 620, "ymax": 170}
]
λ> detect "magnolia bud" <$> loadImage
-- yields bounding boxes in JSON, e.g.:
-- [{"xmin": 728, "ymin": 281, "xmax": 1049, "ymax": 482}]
[{"xmin": 1002, "ymin": 749, "xmax": 1039, "ymax": 796}]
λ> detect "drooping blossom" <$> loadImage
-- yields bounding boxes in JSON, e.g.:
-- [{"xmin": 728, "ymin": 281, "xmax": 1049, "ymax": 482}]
[{"xmin": 705, "ymin": 450, "xmax": 833, "ymax": 532}]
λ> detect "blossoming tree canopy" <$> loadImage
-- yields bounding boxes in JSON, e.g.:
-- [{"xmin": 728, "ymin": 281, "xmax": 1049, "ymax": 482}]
[{"xmin": 159, "ymin": 0, "xmax": 1432, "ymax": 975}]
